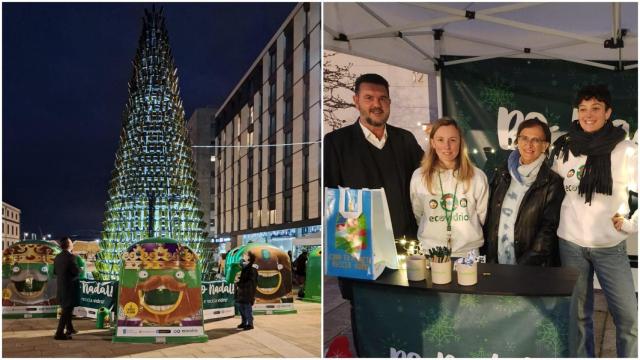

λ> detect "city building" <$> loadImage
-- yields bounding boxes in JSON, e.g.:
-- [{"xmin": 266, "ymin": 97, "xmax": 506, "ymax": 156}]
[
  {"xmin": 187, "ymin": 107, "xmax": 217, "ymax": 238},
  {"xmin": 2, "ymin": 202, "xmax": 21, "ymax": 250},
  {"xmin": 211, "ymin": 2, "xmax": 321, "ymax": 252}
]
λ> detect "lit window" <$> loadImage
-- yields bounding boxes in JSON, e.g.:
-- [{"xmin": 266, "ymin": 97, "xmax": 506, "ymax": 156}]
[{"xmin": 269, "ymin": 209, "xmax": 277, "ymax": 224}]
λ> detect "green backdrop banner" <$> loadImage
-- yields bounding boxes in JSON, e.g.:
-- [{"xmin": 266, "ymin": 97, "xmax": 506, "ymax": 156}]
[
  {"xmin": 352, "ymin": 284, "xmax": 570, "ymax": 358},
  {"xmin": 441, "ymin": 57, "xmax": 638, "ymax": 177}
]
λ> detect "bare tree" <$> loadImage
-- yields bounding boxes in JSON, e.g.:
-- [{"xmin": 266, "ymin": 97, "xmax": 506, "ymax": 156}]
[{"xmin": 323, "ymin": 52, "xmax": 357, "ymax": 131}]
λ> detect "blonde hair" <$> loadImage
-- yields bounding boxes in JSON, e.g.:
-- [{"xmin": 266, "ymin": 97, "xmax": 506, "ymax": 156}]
[{"xmin": 420, "ymin": 117, "xmax": 475, "ymax": 194}]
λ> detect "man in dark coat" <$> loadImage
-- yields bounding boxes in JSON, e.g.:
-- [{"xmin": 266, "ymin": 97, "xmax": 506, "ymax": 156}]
[
  {"xmin": 324, "ymin": 73, "xmax": 424, "ymax": 240},
  {"xmin": 234, "ymin": 251, "xmax": 258, "ymax": 330},
  {"xmin": 53, "ymin": 236, "xmax": 79, "ymax": 340}
]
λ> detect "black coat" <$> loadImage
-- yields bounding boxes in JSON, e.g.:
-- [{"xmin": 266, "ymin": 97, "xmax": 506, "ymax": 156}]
[
  {"xmin": 482, "ymin": 161, "xmax": 565, "ymax": 266},
  {"xmin": 53, "ymin": 250, "xmax": 80, "ymax": 308},
  {"xmin": 235, "ymin": 262, "xmax": 258, "ymax": 305},
  {"xmin": 324, "ymin": 120, "xmax": 424, "ymax": 238}
]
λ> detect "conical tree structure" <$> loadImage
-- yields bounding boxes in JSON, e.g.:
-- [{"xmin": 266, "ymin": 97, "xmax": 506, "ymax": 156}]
[{"xmin": 95, "ymin": 7, "xmax": 206, "ymax": 280}]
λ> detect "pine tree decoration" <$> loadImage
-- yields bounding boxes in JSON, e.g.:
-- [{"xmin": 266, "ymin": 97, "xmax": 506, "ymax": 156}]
[{"xmin": 95, "ymin": 7, "xmax": 206, "ymax": 280}]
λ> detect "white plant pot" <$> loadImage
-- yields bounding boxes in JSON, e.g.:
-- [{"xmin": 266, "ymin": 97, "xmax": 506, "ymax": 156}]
[
  {"xmin": 456, "ymin": 262, "xmax": 478, "ymax": 286},
  {"xmin": 406, "ymin": 255, "xmax": 426, "ymax": 281},
  {"xmin": 430, "ymin": 260, "xmax": 452, "ymax": 284}
]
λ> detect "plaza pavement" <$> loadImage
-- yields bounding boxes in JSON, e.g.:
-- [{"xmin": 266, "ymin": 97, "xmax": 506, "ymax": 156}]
[
  {"xmin": 2, "ymin": 301, "xmax": 320, "ymax": 358},
  {"xmin": 324, "ymin": 275, "xmax": 619, "ymax": 358}
]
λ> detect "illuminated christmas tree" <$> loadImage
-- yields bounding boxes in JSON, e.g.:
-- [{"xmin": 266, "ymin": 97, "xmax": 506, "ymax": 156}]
[{"xmin": 95, "ymin": 7, "xmax": 206, "ymax": 280}]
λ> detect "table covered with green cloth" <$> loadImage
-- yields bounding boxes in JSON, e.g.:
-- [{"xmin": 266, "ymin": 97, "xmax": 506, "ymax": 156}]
[{"xmin": 340, "ymin": 263, "xmax": 578, "ymax": 358}]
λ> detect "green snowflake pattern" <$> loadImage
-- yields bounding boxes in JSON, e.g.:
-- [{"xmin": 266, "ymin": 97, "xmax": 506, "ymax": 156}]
[
  {"xmin": 381, "ymin": 333, "xmax": 409, "ymax": 354},
  {"xmin": 469, "ymin": 346, "xmax": 492, "ymax": 358},
  {"xmin": 494, "ymin": 296, "xmax": 523, "ymax": 315},
  {"xmin": 459, "ymin": 294, "xmax": 481, "ymax": 309},
  {"xmin": 535, "ymin": 318, "xmax": 567, "ymax": 357},
  {"xmin": 422, "ymin": 313, "xmax": 461, "ymax": 346},
  {"xmin": 479, "ymin": 77, "xmax": 516, "ymax": 113}
]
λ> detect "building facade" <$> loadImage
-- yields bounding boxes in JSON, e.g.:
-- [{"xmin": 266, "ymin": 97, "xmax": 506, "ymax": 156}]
[
  {"xmin": 2, "ymin": 202, "xmax": 21, "ymax": 250},
  {"xmin": 187, "ymin": 107, "xmax": 217, "ymax": 237},
  {"xmin": 212, "ymin": 2, "xmax": 321, "ymax": 250}
]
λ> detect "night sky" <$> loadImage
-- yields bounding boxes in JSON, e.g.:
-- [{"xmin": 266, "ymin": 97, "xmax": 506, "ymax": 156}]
[{"xmin": 3, "ymin": 2, "xmax": 296, "ymax": 239}]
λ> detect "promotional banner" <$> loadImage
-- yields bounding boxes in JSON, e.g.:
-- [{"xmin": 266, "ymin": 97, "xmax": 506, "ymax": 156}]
[
  {"xmin": 225, "ymin": 243, "xmax": 296, "ymax": 314},
  {"xmin": 201, "ymin": 281, "xmax": 235, "ymax": 320},
  {"xmin": 2, "ymin": 241, "xmax": 60, "ymax": 318},
  {"xmin": 352, "ymin": 284, "xmax": 571, "ymax": 358},
  {"xmin": 113, "ymin": 238, "xmax": 207, "ymax": 344},
  {"xmin": 441, "ymin": 57, "xmax": 638, "ymax": 178},
  {"xmin": 74, "ymin": 280, "xmax": 117, "ymax": 318}
]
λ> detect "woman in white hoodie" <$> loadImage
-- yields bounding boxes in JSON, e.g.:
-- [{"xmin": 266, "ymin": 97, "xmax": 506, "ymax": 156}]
[
  {"xmin": 410, "ymin": 117, "xmax": 488, "ymax": 257},
  {"xmin": 551, "ymin": 85, "xmax": 637, "ymax": 358}
]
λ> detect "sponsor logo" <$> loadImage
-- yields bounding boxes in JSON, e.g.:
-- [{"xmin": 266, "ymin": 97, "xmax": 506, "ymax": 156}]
[
  {"xmin": 577, "ymin": 165, "xmax": 584, "ymax": 180},
  {"xmin": 429, "ymin": 200, "xmax": 438, "ymax": 209},
  {"xmin": 440, "ymin": 194, "xmax": 457, "ymax": 211},
  {"xmin": 565, "ymin": 184, "xmax": 579, "ymax": 192}
]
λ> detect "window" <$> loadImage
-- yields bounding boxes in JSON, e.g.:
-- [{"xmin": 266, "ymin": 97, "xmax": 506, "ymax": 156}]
[
  {"xmin": 269, "ymin": 48, "xmax": 277, "ymax": 75},
  {"xmin": 284, "ymin": 195, "xmax": 292, "ymax": 223},
  {"xmin": 284, "ymin": 97, "xmax": 293, "ymax": 126},
  {"xmin": 284, "ymin": 163, "xmax": 292, "ymax": 190},
  {"xmin": 284, "ymin": 131, "xmax": 293, "ymax": 158},
  {"xmin": 249, "ymin": 105, "xmax": 254, "ymax": 124},
  {"xmin": 247, "ymin": 131, "xmax": 254, "ymax": 146},
  {"xmin": 269, "ymin": 82, "xmax": 277, "ymax": 105},
  {"xmin": 303, "ymin": 189, "xmax": 309, "ymax": 220},
  {"xmin": 269, "ymin": 112, "xmax": 277, "ymax": 136},
  {"xmin": 269, "ymin": 209, "xmax": 277, "ymax": 225},
  {"xmin": 269, "ymin": 169, "xmax": 276, "ymax": 195}
]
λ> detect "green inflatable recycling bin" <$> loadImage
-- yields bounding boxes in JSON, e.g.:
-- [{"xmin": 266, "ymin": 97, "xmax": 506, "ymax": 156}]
[
  {"xmin": 302, "ymin": 247, "xmax": 321, "ymax": 302},
  {"xmin": 96, "ymin": 307, "xmax": 109, "ymax": 329}
]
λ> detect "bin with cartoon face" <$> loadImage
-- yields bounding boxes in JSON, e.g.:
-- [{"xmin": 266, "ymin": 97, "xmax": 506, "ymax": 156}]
[
  {"xmin": 2, "ymin": 241, "xmax": 60, "ymax": 318},
  {"xmin": 225, "ymin": 243, "xmax": 295, "ymax": 314},
  {"xmin": 113, "ymin": 238, "xmax": 207, "ymax": 343}
]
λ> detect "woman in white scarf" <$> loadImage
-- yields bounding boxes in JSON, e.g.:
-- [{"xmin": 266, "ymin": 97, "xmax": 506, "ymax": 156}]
[{"xmin": 482, "ymin": 118, "xmax": 565, "ymax": 266}]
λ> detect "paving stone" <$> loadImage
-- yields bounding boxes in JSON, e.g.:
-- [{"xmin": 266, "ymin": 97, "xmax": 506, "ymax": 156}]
[{"xmin": 3, "ymin": 301, "xmax": 321, "ymax": 358}]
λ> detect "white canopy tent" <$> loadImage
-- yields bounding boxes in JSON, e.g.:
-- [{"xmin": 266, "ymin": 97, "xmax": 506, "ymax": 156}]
[{"xmin": 324, "ymin": 2, "xmax": 638, "ymax": 74}]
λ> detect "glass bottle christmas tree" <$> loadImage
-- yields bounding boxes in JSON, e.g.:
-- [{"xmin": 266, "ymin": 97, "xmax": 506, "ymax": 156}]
[{"xmin": 95, "ymin": 7, "xmax": 206, "ymax": 280}]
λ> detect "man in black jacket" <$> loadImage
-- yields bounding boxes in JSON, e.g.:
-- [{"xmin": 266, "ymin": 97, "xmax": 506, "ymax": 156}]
[
  {"xmin": 235, "ymin": 251, "xmax": 258, "ymax": 330},
  {"xmin": 324, "ymin": 73, "xmax": 424, "ymax": 240},
  {"xmin": 53, "ymin": 236, "xmax": 80, "ymax": 340}
]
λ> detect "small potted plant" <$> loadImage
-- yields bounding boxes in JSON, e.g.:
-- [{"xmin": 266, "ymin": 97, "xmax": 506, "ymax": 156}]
[{"xmin": 427, "ymin": 246, "xmax": 452, "ymax": 284}]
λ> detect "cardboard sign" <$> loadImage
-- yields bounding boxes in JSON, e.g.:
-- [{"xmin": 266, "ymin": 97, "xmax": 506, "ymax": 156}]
[
  {"xmin": 2, "ymin": 241, "xmax": 61, "ymax": 318},
  {"xmin": 225, "ymin": 243, "xmax": 295, "ymax": 313},
  {"xmin": 113, "ymin": 238, "xmax": 207, "ymax": 344}
]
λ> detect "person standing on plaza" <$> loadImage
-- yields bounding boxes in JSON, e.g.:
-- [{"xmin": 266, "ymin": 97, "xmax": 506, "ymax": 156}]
[
  {"xmin": 53, "ymin": 236, "xmax": 80, "ymax": 340},
  {"xmin": 235, "ymin": 251, "xmax": 258, "ymax": 331},
  {"xmin": 324, "ymin": 73, "xmax": 424, "ymax": 240},
  {"xmin": 482, "ymin": 118, "xmax": 565, "ymax": 266},
  {"xmin": 551, "ymin": 84, "xmax": 637, "ymax": 357},
  {"xmin": 293, "ymin": 250, "xmax": 308, "ymax": 286},
  {"xmin": 409, "ymin": 117, "xmax": 489, "ymax": 257}
]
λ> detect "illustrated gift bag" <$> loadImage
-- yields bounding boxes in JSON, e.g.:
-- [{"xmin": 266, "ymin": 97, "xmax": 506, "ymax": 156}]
[{"xmin": 324, "ymin": 187, "xmax": 398, "ymax": 280}]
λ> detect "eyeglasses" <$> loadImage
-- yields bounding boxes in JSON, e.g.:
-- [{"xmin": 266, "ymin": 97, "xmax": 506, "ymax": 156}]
[{"xmin": 517, "ymin": 135, "xmax": 546, "ymax": 146}]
